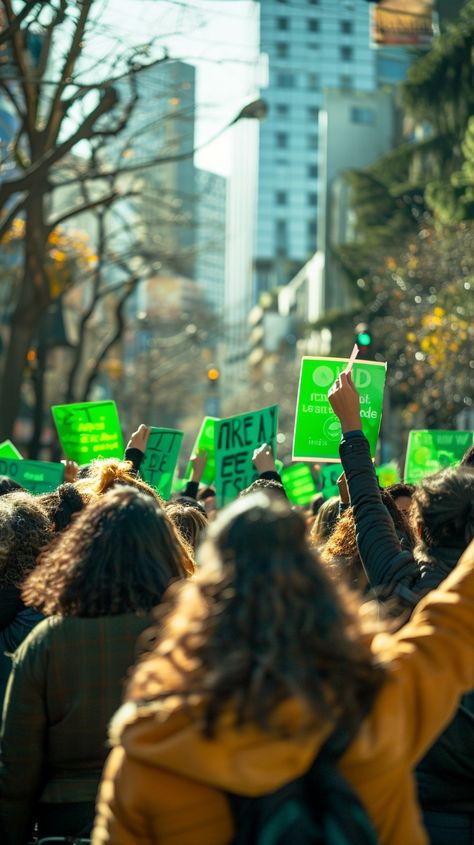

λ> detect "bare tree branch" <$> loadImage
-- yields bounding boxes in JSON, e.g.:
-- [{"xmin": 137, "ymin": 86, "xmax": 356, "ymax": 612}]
[
  {"xmin": 0, "ymin": 195, "xmax": 26, "ymax": 241},
  {"xmin": 46, "ymin": 190, "xmax": 123, "ymax": 233},
  {"xmin": 0, "ymin": 0, "xmax": 42, "ymax": 47}
]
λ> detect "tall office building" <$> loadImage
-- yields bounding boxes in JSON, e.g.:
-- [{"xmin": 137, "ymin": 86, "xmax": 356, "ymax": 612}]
[{"xmin": 195, "ymin": 169, "xmax": 227, "ymax": 314}]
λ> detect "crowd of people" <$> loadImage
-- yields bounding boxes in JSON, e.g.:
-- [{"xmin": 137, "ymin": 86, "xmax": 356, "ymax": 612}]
[{"xmin": 0, "ymin": 370, "xmax": 473, "ymax": 845}]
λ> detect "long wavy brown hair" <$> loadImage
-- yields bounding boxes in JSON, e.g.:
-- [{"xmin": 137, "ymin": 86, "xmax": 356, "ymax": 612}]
[
  {"xmin": 127, "ymin": 491, "xmax": 386, "ymax": 738},
  {"xmin": 22, "ymin": 486, "xmax": 193, "ymax": 616}
]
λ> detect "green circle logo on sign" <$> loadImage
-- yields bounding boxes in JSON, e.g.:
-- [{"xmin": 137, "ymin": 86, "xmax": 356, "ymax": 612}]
[
  {"xmin": 312, "ymin": 365, "xmax": 335, "ymax": 388},
  {"xmin": 324, "ymin": 418, "xmax": 342, "ymax": 440}
]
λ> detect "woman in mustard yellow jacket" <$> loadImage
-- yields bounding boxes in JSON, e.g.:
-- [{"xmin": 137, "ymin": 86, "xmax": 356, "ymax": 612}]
[{"xmin": 92, "ymin": 477, "xmax": 474, "ymax": 845}]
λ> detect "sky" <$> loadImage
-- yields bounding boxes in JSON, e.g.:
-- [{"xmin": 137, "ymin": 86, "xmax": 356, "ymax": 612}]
[{"xmin": 91, "ymin": 0, "xmax": 260, "ymax": 176}]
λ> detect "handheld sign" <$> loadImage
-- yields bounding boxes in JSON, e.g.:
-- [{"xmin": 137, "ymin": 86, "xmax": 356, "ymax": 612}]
[
  {"xmin": 185, "ymin": 417, "xmax": 218, "ymax": 486},
  {"xmin": 51, "ymin": 401, "xmax": 124, "ymax": 465},
  {"xmin": 318, "ymin": 463, "xmax": 343, "ymax": 500},
  {"xmin": 0, "ymin": 440, "xmax": 23, "ymax": 459},
  {"xmin": 281, "ymin": 464, "xmax": 317, "ymax": 505},
  {"xmin": 376, "ymin": 462, "xmax": 400, "ymax": 488},
  {"xmin": 140, "ymin": 428, "xmax": 183, "ymax": 500},
  {"xmin": 405, "ymin": 430, "xmax": 473, "ymax": 484},
  {"xmin": 0, "ymin": 458, "xmax": 64, "ymax": 494},
  {"xmin": 293, "ymin": 356, "xmax": 386, "ymax": 463},
  {"xmin": 214, "ymin": 405, "xmax": 279, "ymax": 506}
]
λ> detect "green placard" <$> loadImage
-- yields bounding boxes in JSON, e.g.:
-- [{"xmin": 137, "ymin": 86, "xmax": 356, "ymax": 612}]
[
  {"xmin": 140, "ymin": 428, "xmax": 183, "ymax": 500},
  {"xmin": 0, "ymin": 457, "xmax": 64, "ymax": 494},
  {"xmin": 281, "ymin": 464, "xmax": 317, "ymax": 505},
  {"xmin": 0, "ymin": 440, "xmax": 23, "ymax": 459},
  {"xmin": 318, "ymin": 463, "xmax": 343, "ymax": 500},
  {"xmin": 51, "ymin": 401, "xmax": 124, "ymax": 465},
  {"xmin": 376, "ymin": 462, "xmax": 401, "ymax": 488},
  {"xmin": 405, "ymin": 430, "xmax": 473, "ymax": 484},
  {"xmin": 293, "ymin": 357, "xmax": 386, "ymax": 463},
  {"xmin": 185, "ymin": 417, "xmax": 218, "ymax": 485},
  {"xmin": 215, "ymin": 405, "xmax": 279, "ymax": 506}
]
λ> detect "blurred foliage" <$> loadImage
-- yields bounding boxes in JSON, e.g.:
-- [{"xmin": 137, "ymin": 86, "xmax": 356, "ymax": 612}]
[{"xmin": 0, "ymin": 219, "xmax": 96, "ymax": 303}]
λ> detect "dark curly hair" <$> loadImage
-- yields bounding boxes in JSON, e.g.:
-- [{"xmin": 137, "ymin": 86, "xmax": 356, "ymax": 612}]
[
  {"xmin": 127, "ymin": 491, "xmax": 386, "ymax": 739},
  {"xmin": 38, "ymin": 483, "xmax": 86, "ymax": 532},
  {"xmin": 412, "ymin": 466, "xmax": 474, "ymax": 551},
  {"xmin": 22, "ymin": 486, "xmax": 192, "ymax": 617},
  {"xmin": 0, "ymin": 492, "xmax": 52, "ymax": 586},
  {"xmin": 0, "ymin": 476, "xmax": 25, "ymax": 496}
]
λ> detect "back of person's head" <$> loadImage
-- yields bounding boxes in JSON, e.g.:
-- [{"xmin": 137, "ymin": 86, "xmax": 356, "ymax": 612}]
[
  {"xmin": 22, "ymin": 485, "xmax": 193, "ymax": 617},
  {"xmin": 412, "ymin": 466, "xmax": 474, "ymax": 550},
  {"xmin": 166, "ymin": 501, "xmax": 208, "ymax": 551},
  {"xmin": 310, "ymin": 496, "xmax": 340, "ymax": 546},
  {"xmin": 0, "ymin": 476, "xmax": 25, "ymax": 496},
  {"xmin": 127, "ymin": 491, "xmax": 385, "ymax": 738},
  {"xmin": 461, "ymin": 444, "xmax": 474, "ymax": 467},
  {"xmin": 0, "ymin": 492, "xmax": 52, "ymax": 587},
  {"xmin": 311, "ymin": 493, "xmax": 324, "ymax": 517},
  {"xmin": 76, "ymin": 458, "xmax": 164, "ymax": 505},
  {"xmin": 386, "ymin": 482, "xmax": 415, "ymax": 518},
  {"xmin": 38, "ymin": 483, "xmax": 86, "ymax": 532},
  {"xmin": 239, "ymin": 477, "xmax": 286, "ymax": 499}
]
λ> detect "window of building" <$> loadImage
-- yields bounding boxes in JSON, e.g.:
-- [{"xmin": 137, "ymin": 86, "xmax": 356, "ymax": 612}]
[
  {"xmin": 350, "ymin": 106, "xmax": 376, "ymax": 125},
  {"xmin": 340, "ymin": 45, "xmax": 354, "ymax": 61},
  {"xmin": 275, "ymin": 103, "xmax": 289, "ymax": 117},
  {"xmin": 307, "ymin": 42, "xmax": 319, "ymax": 51},
  {"xmin": 340, "ymin": 20, "xmax": 353, "ymax": 34},
  {"xmin": 307, "ymin": 163, "xmax": 318, "ymax": 179},
  {"xmin": 276, "ymin": 16, "xmax": 289, "ymax": 31},
  {"xmin": 340, "ymin": 74, "xmax": 352, "ymax": 89},
  {"xmin": 307, "ymin": 73, "xmax": 320, "ymax": 90},
  {"xmin": 307, "ymin": 219, "xmax": 317, "ymax": 247},
  {"xmin": 276, "ymin": 42, "xmax": 289, "ymax": 58},
  {"xmin": 307, "ymin": 192, "xmax": 318, "ymax": 207},
  {"xmin": 307, "ymin": 0, "xmax": 319, "ymax": 5},
  {"xmin": 276, "ymin": 219, "xmax": 288, "ymax": 255},
  {"xmin": 307, "ymin": 106, "xmax": 319, "ymax": 121},
  {"xmin": 307, "ymin": 18, "xmax": 320, "ymax": 32},
  {"xmin": 307, "ymin": 133, "xmax": 318, "ymax": 149},
  {"xmin": 276, "ymin": 72, "xmax": 295, "ymax": 89},
  {"xmin": 276, "ymin": 132, "xmax": 289, "ymax": 149},
  {"xmin": 276, "ymin": 190, "xmax": 288, "ymax": 205},
  {"xmin": 276, "ymin": 159, "xmax": 289, "ymax": 167}
]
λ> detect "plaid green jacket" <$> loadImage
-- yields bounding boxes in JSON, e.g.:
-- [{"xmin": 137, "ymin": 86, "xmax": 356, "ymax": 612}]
[{"xmin": 0, "ymin": 612, "xmax": 152, "ymax": 844}]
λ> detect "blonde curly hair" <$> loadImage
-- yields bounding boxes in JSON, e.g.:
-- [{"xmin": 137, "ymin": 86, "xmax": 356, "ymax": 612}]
[{"xmin": 76, "ymin": 458, "xmax": 165, "ymax": 506}]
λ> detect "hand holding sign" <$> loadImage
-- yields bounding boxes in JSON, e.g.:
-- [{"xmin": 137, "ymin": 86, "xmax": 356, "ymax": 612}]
[
  {"xmin": 328, "ymin": 371, "xmax": 362, "ymax": 433},
  {"xmin": 127, "ymin": 424, "xmax": 151, "ymax": 453},
  {"xmin": 190, "ymin": 451, "xmax": 208, "ymax": 482}
]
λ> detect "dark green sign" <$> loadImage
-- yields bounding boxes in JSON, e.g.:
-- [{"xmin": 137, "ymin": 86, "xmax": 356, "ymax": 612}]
[
  {"xmin": 140, "ymin": 428, "xmax": 183, "ymax": 500},
  {"xmin": 0, "ymin": 458, "xmax": 64, "ymax": 494}
]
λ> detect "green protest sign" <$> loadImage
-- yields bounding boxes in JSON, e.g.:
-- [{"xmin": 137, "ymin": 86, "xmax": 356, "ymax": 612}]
[
  {"xmin": 405, "ymin": 430, "xmax": 473, "ymax": 484},
  {"xmin": 215, "ymin": 405, "xmax": 279, "ymax": 506},
  {"xmin": 318, "ymin": 463, "xmax": 342, "ymax": 500},
  {"xmin": 185, "ymin": 417, "xmax": 218, "ymax": 485},
  {"xmin": 140, "ymin": 428, "xmax": 183, "ymax": 500},
  {"xmin": 51, "ymin": 401, "xmax": 124, "ymax": 465},
  {"xmin": 0, "ymin": 458, "xmax": 64, "ymax": 494},
  {"xmin": 293, "ymin": 357, "xmax": 386, "ymax": 463},
  {"xmin": 0, "ymin": 440, "xmax": 23, "ymax": 459},
  {"xmin": 281, "ymin": 464, "xmax": 317, "ymax": 505},
  {"xmin": 376, "ymin": 462, "xmax": 400, "ymax": 488}
]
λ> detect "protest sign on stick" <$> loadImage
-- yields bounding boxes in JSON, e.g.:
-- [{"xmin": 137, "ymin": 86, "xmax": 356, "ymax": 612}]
[
  {"xmin": 405, "ymin": 430, "xmax": 473, "ymax": 484},
  {"xmin": 140, "ymin": 428, "xmax": 183, "ymax": 500},
  {"xmin": 185, "ymin": 417, "xmax": 218, "ymax": 485},
  {"xmin": 0, "ymin": 440, "xmax": 23, "ymax": 459},
  {"xmin": 51, "ymin": 401, "xmax": 124, "ymax": 465},
  {"xmin": 0, "ymin": 458, "xmax": 64, "ymax": 494},
  {"xmin": 215, "ymin": 405, "xmax": 279, "ymax": 506},
  {"xmin": 293, "ymin": 356, "xmax": 386, "ymax": 463}
]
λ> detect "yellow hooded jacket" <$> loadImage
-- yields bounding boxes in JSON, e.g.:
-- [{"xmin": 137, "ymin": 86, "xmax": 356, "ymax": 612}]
[{"xmin": 93, "ymin": 540, "xmax": 474, "ymax": 845}]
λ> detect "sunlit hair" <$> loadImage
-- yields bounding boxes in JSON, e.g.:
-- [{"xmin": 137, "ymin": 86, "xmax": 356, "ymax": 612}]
[
  {"xmin": 0, "ymin": 492, "xmax": 52, "ymax": 587},
  {"xmin": 38, "ymin": 483, "xmax": 86, "ymax": 532},
  {"xmin": 310, "ymin": 496, "xmax": 340, "ymax": 546},
  {"xmin": 75, "ymin": 458, "xmax": 164, "ymax": 505},
  {"xmin": 126, "ymin": 492, "xmax": 386, "ymax": 739},
  {"xmin": 165, "ymin": 502, "xmax": 208, "ymax": 552},
  {"xmin": 412, "ymin": 466, "xmax": 474, "ymax": 551},
  {"xmin": 22, "ymin": 486, "xmax": 193, "ymax": 617}
]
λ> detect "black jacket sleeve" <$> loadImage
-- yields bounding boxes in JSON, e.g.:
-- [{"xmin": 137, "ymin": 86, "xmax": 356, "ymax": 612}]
[
  {"xmin": 339, "ymin": 432, "xmax": 421, "ymax": 606},
  {"xmin": 124, "ymin": 447, "xmax": 144, "ymax": 475},
  {"xmin": 182, "ymin": 480, "xmax": 199, "ymax": 500}
]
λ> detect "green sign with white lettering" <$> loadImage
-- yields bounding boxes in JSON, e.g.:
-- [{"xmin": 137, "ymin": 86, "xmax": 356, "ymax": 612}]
[
  {"xmin": 51, "ymin": 401, "xmax": 124, "ymax": 465},
  {"xmin": 140, "ymin": 428, "xmax": 183, "ymax": 500},
  {"xmin": 281, "ymin": 464, "xmax": 317, "ymax": 505},
  {"xmin": 405, "ymin": 430, "xmax": 473, "ymax": 484},
  {"xmin": 0, "ymin": 458, "xmax": 64, "ymax": 494},
  {"xmin": 293, "ymin": 357, "xmax": 386, "ymax": 463},
  {"xmin": 214, "ymin": 405, "xmax": 279, "ymax": 506},
  {"xmin": 185, "ymin": 417, "xmax": 218, "ymax": 486}
]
